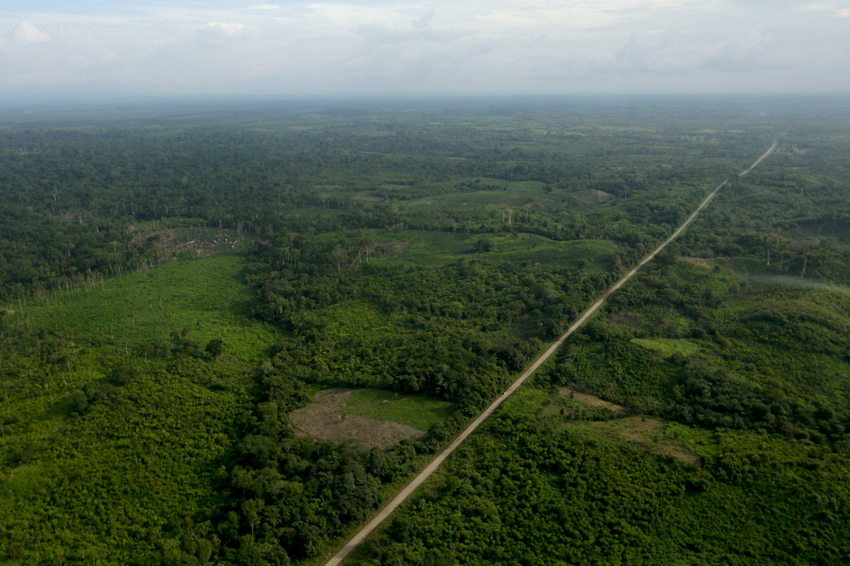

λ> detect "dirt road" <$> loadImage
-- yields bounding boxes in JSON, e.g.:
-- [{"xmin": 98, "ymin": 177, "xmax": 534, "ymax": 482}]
[
  {"xmin": 322, "ymin": 141, "xmax": 778, "ymax": 566},
  {"xmin": 740, "ymin": 141, "xmax": 777, "ymax": 176}
]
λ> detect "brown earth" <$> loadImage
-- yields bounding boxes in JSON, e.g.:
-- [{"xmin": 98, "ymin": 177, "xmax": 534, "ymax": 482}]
[
  {"xmin": 288, "ymin": 388, "xmax": 427, "ymax": 449},
  {"xmin": 559, "ymin": 387, "xmax": 624, "ymax": 412}
]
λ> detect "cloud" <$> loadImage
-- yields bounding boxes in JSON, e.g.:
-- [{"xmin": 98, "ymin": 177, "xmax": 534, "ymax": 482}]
[
  {"xmin": 201, "ymin": 22, "xmax": 245, "ymax": 37},
  {"xmin": 356, "ymin": 23, "xmax": 459, "ymax": 51},
  {"xmin": 411, "ymin": 7, "xmax": 435, "ymax": 29},
  {"xmin": 15, "ymin": 22, "xmax": 50, "ymax": 43},
  {"xmin": 1, "ymin": 0, "xmax": 849, "ymax": 96}
]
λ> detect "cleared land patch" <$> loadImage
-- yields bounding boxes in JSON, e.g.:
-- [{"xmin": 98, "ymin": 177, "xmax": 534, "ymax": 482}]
[
  {"xmin": 558, "ymin": 387, "xmax": 624, "ymax": 412},
  {"xmin": 576, "ymin": 417, "xmax": 701, "ymax": 466},
  {"xmin": 18, "ymin": 255, "xmax": 280, "ymax": 362},
  {"xmin": 557, "ymin": 388, "xmax": 698, "ymax": 465},
  {"xmin": 128, "ymin": 226, "xmax": 244, "ymax": 259},
  {"xmin": 346, "ymin": 389, "xmax": 455, "ymax": 431},
  {"xmin": 376, "ymin": 229, "xmax": 616, "ymax": 268},
  {"xmin": 288, "ymin": 389, "xmax": 436, "ymax": 449},
  {"xmin": 632, "ymin": 337, "xmax": 700, "ymax": 358}
]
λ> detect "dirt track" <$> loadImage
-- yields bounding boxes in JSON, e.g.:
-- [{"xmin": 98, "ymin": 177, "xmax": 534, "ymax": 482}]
[{"xmin": 322, "ymin": 141, "xmax": 778, "ymax": 566}]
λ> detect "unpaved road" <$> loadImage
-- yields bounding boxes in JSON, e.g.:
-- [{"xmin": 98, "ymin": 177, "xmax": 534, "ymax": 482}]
[
  {"xmin": 322, "ymin": 141, "xmax": 778, "ymax": 566},
  {"xmin": 740, "ymin": 141, "xmax": 777, "ymax": 177}
]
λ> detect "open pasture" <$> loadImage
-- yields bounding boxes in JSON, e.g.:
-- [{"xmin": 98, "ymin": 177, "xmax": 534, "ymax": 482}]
[{"xmin": 18, "ymin": 255, "xmax": 281, "ymax": 362}]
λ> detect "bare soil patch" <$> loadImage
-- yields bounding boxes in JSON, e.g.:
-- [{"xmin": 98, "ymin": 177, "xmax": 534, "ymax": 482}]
[
  {"xmin": 129, "ymin": 227, "xmax": 223, "ymax": 259},
  {"xmin": 559, "ymin": 387, "xmax": 624, "ymax": 412},
  {"xmin": 288, "ymin": 388, "xmax": 427, "ymax": 449}
]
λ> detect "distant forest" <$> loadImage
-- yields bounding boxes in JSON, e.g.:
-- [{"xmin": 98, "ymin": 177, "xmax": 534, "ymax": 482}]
[{"xmin": 1, "ymin": 98, "xmax": 849, "ymax": 565}]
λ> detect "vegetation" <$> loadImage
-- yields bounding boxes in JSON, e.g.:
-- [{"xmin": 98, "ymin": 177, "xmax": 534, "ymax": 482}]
[
  {"xmin": 345, "ymin": 390, "xmax": 455, "ymax": 432},
  {"xmin": 354, "ymin": 389, "xmax": 850, "ymax": 565},
  {"xmin": 352, "ymin": 100, "xmax": 850, "ymax": 565},
  {"xmin": 1, "ymin": 97, "xmax": 849, "ymax": 564},
  {"xmin": 18, "ymin": 254, "xmax": 280, "ymax": 360}
]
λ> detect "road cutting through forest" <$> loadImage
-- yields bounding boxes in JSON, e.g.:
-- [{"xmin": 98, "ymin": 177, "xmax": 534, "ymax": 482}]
[{"xmin": 322, "ymin": 140, "xmax": 778, "ymax": 566}]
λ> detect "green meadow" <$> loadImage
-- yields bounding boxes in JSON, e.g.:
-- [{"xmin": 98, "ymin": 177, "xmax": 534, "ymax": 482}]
[
  {"xmin": 631, "ymin": 337, "xmax": 701, "ymax": 358},
  {"xmin": 372, "ymin": 230, "xmax": 616, "ymax": 269},
  {"xmin": 19, "ymin": 255, "xmax": 282, "ymax": 362},
  {"xmin": 346, "ymin": 389, "xmax": 456, "ymax": 431}
]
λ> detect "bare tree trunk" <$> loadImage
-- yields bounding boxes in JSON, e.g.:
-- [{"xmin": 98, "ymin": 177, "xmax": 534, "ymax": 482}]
[{"xmin": 801, "ymin": 256, "xmax": 807, "ymax": 279}]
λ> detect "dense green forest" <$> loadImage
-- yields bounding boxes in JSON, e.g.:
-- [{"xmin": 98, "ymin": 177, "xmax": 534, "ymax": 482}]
[{"xmin": 1, "ymin": 98, "xmax": 849, "ymax": 564}]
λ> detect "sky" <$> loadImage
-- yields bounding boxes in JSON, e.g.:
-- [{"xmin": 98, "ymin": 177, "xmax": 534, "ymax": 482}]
[{"xmin": 1, "ymin": 0, "xmax": 849, "ymax": 99}]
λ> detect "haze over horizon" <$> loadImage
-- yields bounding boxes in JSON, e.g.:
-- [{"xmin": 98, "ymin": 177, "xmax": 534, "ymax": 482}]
[{"xmin": 2, "ymin": 0, "xmax": 850, "ymax": 101}]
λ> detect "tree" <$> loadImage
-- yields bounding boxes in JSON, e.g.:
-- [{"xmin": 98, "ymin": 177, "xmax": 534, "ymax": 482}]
[
  {"xmin": 242, "ymin": 499, "xmax": 264, "ymax": 537},
  {"xmin": 206, "ymin": 338, "xmax": 225, "ymax": 359},
  {"xmin": 473, "ymin": 237, "xmax": 495, "ymax": 253}
]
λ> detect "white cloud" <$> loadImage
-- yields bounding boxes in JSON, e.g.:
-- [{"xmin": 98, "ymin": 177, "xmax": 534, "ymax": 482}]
[
  {"xmin": 0, "ymin": 0, "xmax": 849, "ymax": 96},
  {"xmin": 205, "ymin": 22, "xmax": 245, "ymax": 36},
  {"xmin": 410, "ymin": 7, "xmax": 435, "ymax": 29},
  {"xmin": 15, "ymin": 21, "xmax": 50, "ymax": 43},
  {"xmin": 200, "ymin": 21, "xmax": 246, "ymax": 39},
  {"xmin": 800, "ymin": 2, "xmax": 850, "ymax": 16}
]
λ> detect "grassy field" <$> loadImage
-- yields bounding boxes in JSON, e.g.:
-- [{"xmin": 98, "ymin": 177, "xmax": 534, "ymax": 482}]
[
  {"xmin": 375, "ymin": 230, "xmax": 616, "ymax": 269},
  {"xmin": 631, "ymin": 337, "xmax": 701, "ymax": 358},
  {"xmin": 345, "ymin": 389, "xmax": 456, "ymax": 431},
  {"xmin": 18, "ymin": 255, "xmax": 282, "ymax": 362}
]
